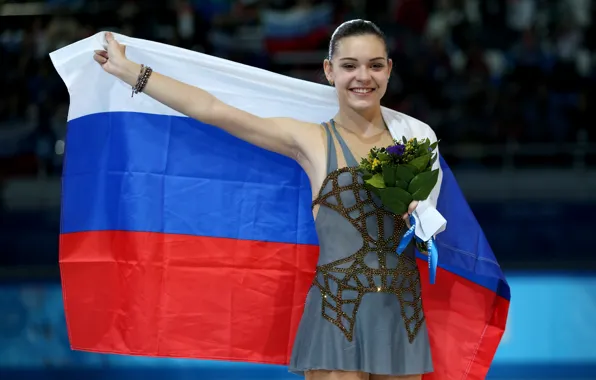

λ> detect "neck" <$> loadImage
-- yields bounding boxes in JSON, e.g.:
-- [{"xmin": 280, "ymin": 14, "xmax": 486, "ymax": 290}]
[{"xmin": 334, "ymin": 106, "xmax": 385, "ymax": 137}]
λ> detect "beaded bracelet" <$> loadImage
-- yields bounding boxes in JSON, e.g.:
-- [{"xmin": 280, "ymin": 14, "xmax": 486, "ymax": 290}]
[{"xmin": 131, "ymin": 64, "xmax": 153, "ymax": 97}]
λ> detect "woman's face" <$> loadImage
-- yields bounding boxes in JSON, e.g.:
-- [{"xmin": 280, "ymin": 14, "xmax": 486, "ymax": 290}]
[{"xmin": 325, "ymin": 34, "xmax": 392, "ymax": 114}]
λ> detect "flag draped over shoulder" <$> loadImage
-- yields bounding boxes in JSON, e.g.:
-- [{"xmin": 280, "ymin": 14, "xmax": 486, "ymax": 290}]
[{"xmin": 50, "ymin": 32, "xmax": 510, "ymax": 380}]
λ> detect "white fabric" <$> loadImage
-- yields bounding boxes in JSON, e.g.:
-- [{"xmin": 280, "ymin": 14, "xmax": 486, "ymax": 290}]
[{"xmin": 49, "ymin": 32, "xmax": 446, "ymax": 240}]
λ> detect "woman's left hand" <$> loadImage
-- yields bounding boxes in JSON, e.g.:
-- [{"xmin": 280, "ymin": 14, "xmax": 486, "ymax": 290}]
[{"xmin": 402, "ymin": 200, "xmax": 418, "ymax": 228}]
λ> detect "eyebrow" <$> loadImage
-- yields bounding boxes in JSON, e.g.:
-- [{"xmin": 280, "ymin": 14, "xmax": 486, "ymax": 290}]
[{"xmin": 339, "ymin": 57, "xmax": 386, "ymax": 62}]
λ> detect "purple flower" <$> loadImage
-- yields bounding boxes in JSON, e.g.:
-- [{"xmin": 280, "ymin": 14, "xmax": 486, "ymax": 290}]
[{"xmin": 386, "ymin": 144, "xmax": 405, "ymax": 156}]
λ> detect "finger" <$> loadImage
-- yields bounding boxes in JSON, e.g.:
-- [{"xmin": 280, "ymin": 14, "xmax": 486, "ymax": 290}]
[
  {"xmin": 93, "ymin": 54, "xmax": 107, "ymax": 64},
  {"xmin": 94, "ymin": 50, "xmax": 108, "ymax": 58},
  {"xmin": 407, "ymin": 200, "xmax": 418, "ymax": 215},
  {"xmin": 105, "ymin": 32, "xmax": 120, "ymax": 50}
]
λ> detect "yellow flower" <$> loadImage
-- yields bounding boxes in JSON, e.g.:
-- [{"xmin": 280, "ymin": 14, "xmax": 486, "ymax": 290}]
[{"xmin": 372, "ymin": 158, "xmax": 381, "ymax": 170}]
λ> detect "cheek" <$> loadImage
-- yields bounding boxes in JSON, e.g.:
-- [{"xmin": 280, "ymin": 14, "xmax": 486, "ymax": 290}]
[
  {"xmin": 373, "ymin": 71, "xmax": 390, "ymax": 86},
  {"xmin": 333, "ymin": 72, "xmax": 351, "ymax": 86}
]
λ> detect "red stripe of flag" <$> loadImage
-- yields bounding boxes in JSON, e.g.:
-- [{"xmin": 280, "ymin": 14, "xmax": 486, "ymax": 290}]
[
  {"xmin": 60, "ymin": 231, "xmax": 318, "ymax": 364},
  {"xmin": 417, "ymin": 258, "xmax": 509, "ymax": 379}
]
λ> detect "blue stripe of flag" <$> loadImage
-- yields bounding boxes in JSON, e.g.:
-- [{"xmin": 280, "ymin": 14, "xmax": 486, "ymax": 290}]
[
  {"xmin": 435, "ymin": 156, "xmax": 508, "ymax": 294},
  {"xmin": 62, "ymin": 112, "xmax": 317, "ymax": 245}
]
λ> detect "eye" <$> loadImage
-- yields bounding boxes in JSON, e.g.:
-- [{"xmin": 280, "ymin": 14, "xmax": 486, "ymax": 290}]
[
  {"xmin": 341, "ymin": 64, "xmax": 356, "ymax": 70},
  {"xmin": 371, "ymin": 63, "xmax": 385, "ymax": 70}
]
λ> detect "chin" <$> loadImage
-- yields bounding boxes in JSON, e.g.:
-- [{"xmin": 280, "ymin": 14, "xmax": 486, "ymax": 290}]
[{"xmin": 347, "ymin": 98, "xmax": 378, "ymax": 112}]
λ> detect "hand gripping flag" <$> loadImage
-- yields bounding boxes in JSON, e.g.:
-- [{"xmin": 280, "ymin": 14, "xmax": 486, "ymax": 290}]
[{"xmin": 50, "ymin": 33, "xmax": 510, "ymax": 380}]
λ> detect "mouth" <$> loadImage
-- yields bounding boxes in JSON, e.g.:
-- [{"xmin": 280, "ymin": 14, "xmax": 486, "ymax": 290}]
[{"xmin": 349, "ymin": 88, "xmax": 376, "ymax": 96}]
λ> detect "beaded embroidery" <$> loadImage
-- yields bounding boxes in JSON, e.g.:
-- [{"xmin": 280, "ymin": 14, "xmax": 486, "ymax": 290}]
[{"xmin": 312, "ymin": 167, "xmax": 425, "ymax": 343}]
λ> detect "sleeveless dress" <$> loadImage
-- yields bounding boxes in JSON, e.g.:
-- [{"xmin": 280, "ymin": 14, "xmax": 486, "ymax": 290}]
[{"xmin": 289, "ymin": 120, "xmax": 433, "ymax": 376}]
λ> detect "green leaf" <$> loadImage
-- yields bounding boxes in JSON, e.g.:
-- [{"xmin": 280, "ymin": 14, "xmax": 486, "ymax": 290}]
[
  {"xmin": 402, "ymin": 136, "xmax": 408, "ymax": 144},
  {"xmin": 378, "ymin": 187, "xmax": 412, "ymax": 215},
  {"xmin": 418, "ymin": 139, "xmax": 433, "ymax": 156},
  {"xmin": 429, "ymin": 153, "xmax": 438, "ymax": 167},
  {"xmin": 364, "ymin": 173, "xmax": 386, "ymax": 189},
  {"xmin": 380, "ymin": 187, "xmax": 413, "ymax": 204},
  {"xmin": 430, "ymin": 141, "xmax": 439, "ymax": 150},
  {"xmin": 402, "ymin": 163, "xmax": 421, "ymax": 175},
  {"xmin": 365, "ymin": 184, "xmax": 381, "ymax": 197},
  {"xmin": 408, "ymin": 169, "xmax": 439, "ymax": 200},
  {"xmin": 377, "ymin": 152, "xmax": 390, "ymax": 162},
  {"xmin": 409, "ymin": 154, "xmax": 430, "ymax": 172},
  {"xmin": 395, "ymin": 179, "xmax": 409, "ymax": 190},
  {"xmin": 382, "ymin": 166, "xmax": 396, "ymax": 187},
  {"xmin": 394, "ymin": 165, "xmax": 415, "ymax": 182}
]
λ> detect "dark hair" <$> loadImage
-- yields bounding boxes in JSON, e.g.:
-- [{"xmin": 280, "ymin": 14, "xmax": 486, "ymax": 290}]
[{"xmin": 328, "ymin": 19, "xmax": 387, "ymax": 60}]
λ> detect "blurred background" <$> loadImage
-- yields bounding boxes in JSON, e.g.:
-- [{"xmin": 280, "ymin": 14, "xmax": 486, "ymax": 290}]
[{"xmin": 1, "ymin": 0, "xmax": 595, "ymax": 379}]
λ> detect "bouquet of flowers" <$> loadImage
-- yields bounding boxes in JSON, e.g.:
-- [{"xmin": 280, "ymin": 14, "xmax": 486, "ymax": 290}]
[{"xmin": 359, "ymin": 137, "xmax": 439, "ymax": 215}]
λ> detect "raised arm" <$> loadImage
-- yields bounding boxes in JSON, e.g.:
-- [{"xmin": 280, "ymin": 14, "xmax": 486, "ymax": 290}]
[{"xmin": 94, "ymin": 32, "xmax": 310, "ymax": 160}]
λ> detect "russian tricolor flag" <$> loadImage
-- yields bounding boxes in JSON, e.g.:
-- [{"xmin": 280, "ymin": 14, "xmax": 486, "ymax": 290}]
[{"xmin": 50, "ymin": 33, "xmax": 510, "ymax": 380}]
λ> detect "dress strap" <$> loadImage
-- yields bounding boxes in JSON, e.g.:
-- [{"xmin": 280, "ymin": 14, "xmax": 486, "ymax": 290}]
[
  {"xmin": 329, "ymin": 119, "xmax": 359, "ymax": 167},
  {"xmin": 321, "ymin": 122, "xmax": 338, "ymax": 174}
]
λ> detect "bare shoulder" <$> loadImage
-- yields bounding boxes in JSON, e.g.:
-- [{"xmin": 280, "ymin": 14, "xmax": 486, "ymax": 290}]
[{"xmin": 269, "ymin": 116, "xmax": 326, "ymax": 171}]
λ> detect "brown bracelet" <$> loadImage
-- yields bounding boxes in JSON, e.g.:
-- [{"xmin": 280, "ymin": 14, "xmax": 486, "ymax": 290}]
[{"xmin": 131, "ymin": 64, "xmax": 153, "ymax": 97}]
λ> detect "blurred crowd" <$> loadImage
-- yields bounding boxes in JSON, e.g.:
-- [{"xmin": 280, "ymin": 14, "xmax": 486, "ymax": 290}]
[
  {"xmin": 1, "ymin": 0, "xmax": 595, "ymax": 179},
  {"xmin": 1, "ymin": 3, "xmax": 593, "ymax": 364}
]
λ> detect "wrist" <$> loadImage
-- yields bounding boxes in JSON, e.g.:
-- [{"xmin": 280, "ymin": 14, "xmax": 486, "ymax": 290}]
[{"xmin": 115, "ymin": 59, "xmax": 141, "ymax": 86}]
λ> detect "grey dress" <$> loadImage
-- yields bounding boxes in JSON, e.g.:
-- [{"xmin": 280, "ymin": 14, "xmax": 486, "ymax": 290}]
[{"xmin": 289, "ymin": 120, "xmax": 433, "ymax": 376}]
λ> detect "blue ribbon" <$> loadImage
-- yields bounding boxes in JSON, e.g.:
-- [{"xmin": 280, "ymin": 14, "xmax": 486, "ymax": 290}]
[{"xmin": 396, "ymin": 215, "xmax": 438, "ymax": 284}]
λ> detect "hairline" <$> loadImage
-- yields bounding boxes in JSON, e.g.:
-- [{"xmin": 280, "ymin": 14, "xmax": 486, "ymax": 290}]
[
  {"xmin": 338, "ymin": 57, "xmax": 387, "ymax": 62},
  {"xmin": 329, "ymin": 33, "xmax": 388, "ymax": 60}
]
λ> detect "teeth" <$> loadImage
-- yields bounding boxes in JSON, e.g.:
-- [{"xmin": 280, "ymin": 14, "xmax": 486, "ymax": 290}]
[{"xmin": 352, "ymin": 88, "xmax": 373, "ymax": 93}]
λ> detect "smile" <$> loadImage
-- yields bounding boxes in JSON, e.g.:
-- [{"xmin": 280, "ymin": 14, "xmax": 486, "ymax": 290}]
[{"xmin": 350, "ymin": 88, "xmax": 375, "ymax": 95}]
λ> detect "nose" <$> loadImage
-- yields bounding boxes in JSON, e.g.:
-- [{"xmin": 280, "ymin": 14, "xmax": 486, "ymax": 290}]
[{"xmin": 355, "ymin": 66, "xmax": 372, "ymax": 83}]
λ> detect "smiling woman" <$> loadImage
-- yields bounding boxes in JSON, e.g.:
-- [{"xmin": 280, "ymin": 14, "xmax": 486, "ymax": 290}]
[{"xmin": 288, "ymin": 20, "xmax": 431, "ymax": 380}]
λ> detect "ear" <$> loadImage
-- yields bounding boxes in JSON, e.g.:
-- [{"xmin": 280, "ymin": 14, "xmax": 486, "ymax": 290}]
[
  {"xmin": 387, "ymin": 58, "xmax": 393, "ymax": 79},
  {"xmin": 323, "ymin": 59, "xmax": 333, "ymax": 83}
]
